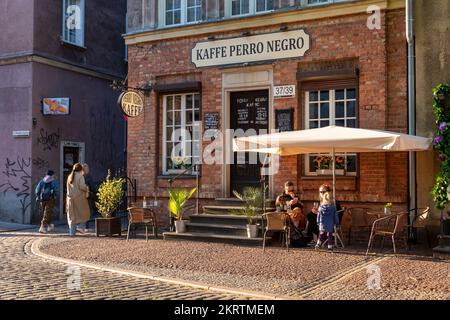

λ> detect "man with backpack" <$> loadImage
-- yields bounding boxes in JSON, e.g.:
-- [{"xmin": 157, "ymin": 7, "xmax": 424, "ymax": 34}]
[{"xmin": 35, "ymin": 170, "xmax": 59, "ymax": 233}]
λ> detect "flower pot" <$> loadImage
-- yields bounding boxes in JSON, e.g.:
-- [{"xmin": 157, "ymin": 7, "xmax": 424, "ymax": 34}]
[
  {"xmin": 95, "ymin": 217, "xmax": 122, "ymax": 237},
  {"xmin": 246, "ymin": 224, "xmax": 258, "ymax": 238},
  {"xmin": 316, "ymin": 169, "xmax": 345, "ymax": 176},
  {"xmin": 175, "ymin": 220, "xmax": 186, "ymax": 233},
  {"xmin": 384, "ymin": 207, "xmax": 392, "ymax": 215}
]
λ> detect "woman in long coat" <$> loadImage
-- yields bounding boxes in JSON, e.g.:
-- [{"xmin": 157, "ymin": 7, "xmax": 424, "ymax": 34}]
[{"xmin": 66, "ymin": 163, "xmax": 90, "ymax": 236}]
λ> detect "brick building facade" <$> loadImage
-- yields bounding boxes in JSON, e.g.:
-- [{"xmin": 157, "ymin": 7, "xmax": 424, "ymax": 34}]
[{"xmin": 125, "ymin": 0, "xmax": 409, "ymax": 228}]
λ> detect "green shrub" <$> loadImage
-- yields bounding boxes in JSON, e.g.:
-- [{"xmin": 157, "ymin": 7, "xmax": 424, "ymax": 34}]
[{"xmin": 95, "ymin": 170, "xmax": 124, "ymax": 218}]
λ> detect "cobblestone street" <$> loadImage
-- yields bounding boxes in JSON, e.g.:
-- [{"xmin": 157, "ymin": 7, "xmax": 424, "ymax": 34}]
[
  {"xmin": 0, "ymin": 230, "xmax": 254, "ymax": 300},
  {"xmin": 1, "ymin": 227, "xmax": 449, "ymax": 300}
]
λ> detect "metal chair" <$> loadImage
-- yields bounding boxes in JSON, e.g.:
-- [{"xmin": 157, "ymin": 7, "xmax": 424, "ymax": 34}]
[
  {"xmin": 322, "ymin": 207, "xmax": 346, "ymax": 248},
  {"xmin": 406, "ymin": 207, "xmax": 431, "ymax": 249},
  {"xmin": 347, "ymin": 207, "xmax": 377, "ymax": 245},
  {"xmin": 366, "ymin": 211, "xmax": 408, "ymax": 255},
  {"xmin": 127, "ymin": 207, "xmax": 158, "ymax": 241},
  {"xmin": 262, "ymin": 212, "xmax": 290, "ymax": 252}
]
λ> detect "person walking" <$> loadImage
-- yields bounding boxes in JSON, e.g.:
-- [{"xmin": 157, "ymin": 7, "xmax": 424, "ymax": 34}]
[
  {"xmin": 82, "ymin": 163, "xmax": 95, "ymax": 232},
  {"xmin": 35, "ymin": 170, "xmax": 59, "ymax": 233},
  {"xmin": 315, "ymin": 184, "xmax": 340, "ymax": 253},
  {"xmin": 66, "ymin": 163, "xmax": 90, "ymax": 236}
]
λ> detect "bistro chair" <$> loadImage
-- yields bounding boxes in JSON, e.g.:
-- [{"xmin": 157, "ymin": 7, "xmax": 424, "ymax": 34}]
[
  {"xmin": 347, "ymin": 207, "xmax": 378, "ymax": 245},
  {"xmin": 405, "ymin": 207, "xmax": 431, "ymax": 249},
  {"xmin": 262, "ymin": 212, "xmax": 290, "ymax": 252},
  {"xmin": 127, "ymin": 207, "xmax": 158, "ymax": 241},
  {"xmin": 366, "ymin": 211, "xmax": 408, "ymax": 255},
  {"xmin": 322, "ymin": 207, "xmax": 346, "ymax": 248}
]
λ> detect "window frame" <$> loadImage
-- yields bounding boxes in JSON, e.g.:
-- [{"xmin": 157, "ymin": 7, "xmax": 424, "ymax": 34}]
[
  {"xmin": 62, "ymin": 0, "xmax": 86, "ymax": 48},
  {"xmin": 225, "ymin": 0, "xmax": 275, "ymax": 18},
  {"xmin": 160, "ymin": 0, "xmax": 202, "ymax": 27},
  {"xmin": 304, "ymin": 88, "xmax": 358, "ymax": 177},
  {"xmin": 162, "ymin": 92, "xmax": 202, "ymax": 175}
]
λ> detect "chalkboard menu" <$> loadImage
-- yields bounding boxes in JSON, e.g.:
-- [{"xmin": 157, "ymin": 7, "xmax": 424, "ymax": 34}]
[
  {"xmin": 276, "ymin": 108, "xmax": 294, "ymax": 132},
  {"xmin": 204, "ymin": 112, "xmax": 219, "ymax": 131},
  {"xmin": 204, "ymin": 112, "xmax": 219, "ymax": 139}
]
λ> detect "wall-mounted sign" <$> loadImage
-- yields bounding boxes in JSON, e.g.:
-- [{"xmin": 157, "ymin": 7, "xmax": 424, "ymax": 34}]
[
  {"xmin": 275, "ymin": 108, "xmax": 294, "ymax": 132},
  {"xmin": 192, "ymin": 29, "xmax": 310, "ymax": 68},
  {"xmin": 12, "ymin": 130, "xmax": 30, "ymax": 138},
  {"xmin": 204, "ymin": 112, "xmax": 220, "ymax": 139},
  {"xmin": 118, "ymin": 91, "xmax": 144, "ymax": 117},
  {"xmin": 274, "ymin": 85, "xmax": 296, "ymax": 98},
  {"xmin": 42, "ymin": 98, "xmax": 71, "ymax": 115}
]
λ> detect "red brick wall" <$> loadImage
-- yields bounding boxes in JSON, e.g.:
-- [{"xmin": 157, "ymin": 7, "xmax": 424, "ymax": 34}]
[{"xmin": 127, "ymin": 9, "xmax": 408, "ymax": 214}]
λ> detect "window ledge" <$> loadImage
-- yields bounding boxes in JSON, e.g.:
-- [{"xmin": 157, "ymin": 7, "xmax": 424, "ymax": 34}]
[
  {"xmin": 301, "ymin": 175, "xmax": 357, "ymax": 180},
  {"xmin": 158, "ymin": 175, "xmax": 200, "ymax": 180},
  {"xmin": 60, "ymin": 39, "xmax": 87, "ymax": 51}
]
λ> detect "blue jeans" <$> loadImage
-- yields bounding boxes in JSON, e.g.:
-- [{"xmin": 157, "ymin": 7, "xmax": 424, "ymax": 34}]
[{"xmin": 69, "ymin": 223, "xmax": 82, "ymax": 236}]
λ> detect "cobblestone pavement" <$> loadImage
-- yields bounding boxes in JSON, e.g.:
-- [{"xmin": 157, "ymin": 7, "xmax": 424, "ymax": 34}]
[{"xmin": 0, "ymin": 231, "xmax": 255, "ymax": 300}]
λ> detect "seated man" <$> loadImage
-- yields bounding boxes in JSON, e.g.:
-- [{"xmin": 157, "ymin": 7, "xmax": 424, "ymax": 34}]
[{"xmin": 276, "ymin": 181, "xmax": 305, "ymax": 230}]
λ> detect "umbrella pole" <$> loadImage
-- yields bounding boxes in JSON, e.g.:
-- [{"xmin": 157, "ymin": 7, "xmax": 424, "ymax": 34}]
[{"xmin": 332, "ymin": 147, "xmax": 336, "ymax": 205}]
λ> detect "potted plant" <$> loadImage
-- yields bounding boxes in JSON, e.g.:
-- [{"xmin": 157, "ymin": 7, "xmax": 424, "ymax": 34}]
[
  {"xmin": 168, "ymin": 187, "xmax": 196, "ymax": 233},
  {"xmin": 314, "ymin": 156, "xmax": 345, "ymax": 175},
  {"xmin": 233, "ymin": 187, "xmax": 264, "ymax": 238},
  {"xmin": 95, "ymin": 171, "xmax": 124, "ymax": 237},
  {"xmin": 384, "ymin": 202, "xmax": 393, "ymax": 215}
]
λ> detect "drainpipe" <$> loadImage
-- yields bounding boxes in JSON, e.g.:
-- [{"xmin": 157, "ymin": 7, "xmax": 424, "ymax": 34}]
[{"xmin": 406, "ymin": 0, "xmax": 416, "ymax": 231}]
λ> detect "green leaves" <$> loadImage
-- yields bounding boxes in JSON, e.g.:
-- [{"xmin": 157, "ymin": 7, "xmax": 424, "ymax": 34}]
[
  {"xmin": 95, "ymin": 170, "xmax": 124, "ymax": 218},
  {"xmin": 431, "ymin": 83, "xmax": 450, "ymax": 210},
  {"xmin": 168, "ymin": 187, "xmax": 196, "ymax": 221},
  {"xmin": 232, "ymin": 187, "xmax": 264, "ymax": 225}
]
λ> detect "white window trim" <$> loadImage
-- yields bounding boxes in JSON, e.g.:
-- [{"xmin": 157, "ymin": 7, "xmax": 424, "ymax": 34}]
[
  {"xmin": 162, "ymin": 93, "xmax": 201, "ymax": 175},
  {"xmin": 62, "ymin": 0, "xmax": 85, "ymax": 48},
  {"xmin": 159, "ymin": 0, "xmax": 202, "ymax": 28},
  {"xmin": 225, "ymin": 0, "xmax": 277, "ymax": 18},
  {"xmin": 304, "ymin": 89, "xmax": 357, "ymax": 177}
]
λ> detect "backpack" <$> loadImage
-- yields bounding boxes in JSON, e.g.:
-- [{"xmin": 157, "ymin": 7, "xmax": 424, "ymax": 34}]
[{"xmin": 40, "ymin": 181, "xmax": 54, "ymax": 201}]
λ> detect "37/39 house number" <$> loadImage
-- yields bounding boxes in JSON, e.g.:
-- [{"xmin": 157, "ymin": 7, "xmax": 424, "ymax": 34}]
[{"xmin": 274, "ymin": 85, "xmax": 296, "ymax": 98}]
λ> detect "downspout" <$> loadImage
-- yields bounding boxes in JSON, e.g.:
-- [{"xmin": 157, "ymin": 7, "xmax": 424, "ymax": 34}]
[{"xmin": 406, "ymin": 0, "xmax": 416, "ymax": 226}]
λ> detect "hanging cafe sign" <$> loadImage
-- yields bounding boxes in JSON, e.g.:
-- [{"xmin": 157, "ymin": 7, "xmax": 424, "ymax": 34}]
[
  {"xmin": 118, "ymin": 91, "xmax": 144, "ymax": 117},
  {"xmin": 191, "ymin": 29, "xmax": 310, "ymax": 68}
]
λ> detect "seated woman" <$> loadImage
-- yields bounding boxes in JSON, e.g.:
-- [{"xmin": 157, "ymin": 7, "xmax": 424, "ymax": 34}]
[{"xmin": 276, "ymin": 181, "xmax": 306, "ymax": 230}]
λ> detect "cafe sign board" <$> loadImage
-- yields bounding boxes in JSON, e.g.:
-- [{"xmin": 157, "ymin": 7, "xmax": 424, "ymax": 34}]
[
  {"xmin": 118, "ymin": 91, "xmax": 144, "ymax": 117},
  {"xmin": 192, "ymin": 29, "xmax": 310, "ymax": 68}
]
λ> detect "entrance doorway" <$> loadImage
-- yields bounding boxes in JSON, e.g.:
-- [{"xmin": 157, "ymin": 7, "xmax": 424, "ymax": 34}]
[
  {"xmin": 230, "ymin": 89, "xmax": 269, "ymax": 195},
  {"xmin": 59, "ymin": 141, "xmax": 85, "ymax": 220}
]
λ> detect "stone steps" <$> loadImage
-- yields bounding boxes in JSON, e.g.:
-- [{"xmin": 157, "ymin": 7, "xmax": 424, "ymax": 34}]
[{"xmin": 186, "ymin": 221, "xmax": 248, "ymax": 236}]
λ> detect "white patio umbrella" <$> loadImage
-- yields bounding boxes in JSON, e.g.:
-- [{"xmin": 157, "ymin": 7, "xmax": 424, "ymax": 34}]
[{"xmin": 233, "ymin": 125, "xmax": 432, "ymax": 203}]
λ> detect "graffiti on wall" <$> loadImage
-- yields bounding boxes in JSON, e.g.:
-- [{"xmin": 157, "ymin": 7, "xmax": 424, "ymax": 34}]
[
  {"xmin": 32, "ymin": 157, "xmax": 50, "ymax": 171},
  {"xmin": 0, "ymin": 157, "xmax": 32, "ymax": 222},
  {"xmin": 37, "ymin": 128, "xmax": 60, "ymax": 151}
]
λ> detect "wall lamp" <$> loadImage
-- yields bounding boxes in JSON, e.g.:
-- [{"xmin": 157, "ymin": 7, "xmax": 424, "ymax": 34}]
[
  {"xmin": 241, "ymin": 31, "xmax": 251, "ymax": 36},
  {"xmin": 207, "ymin": 35, "xmax": 215, "ymax": 40},
  {"xmin": 280, "ymin": 25, "xmax": 288, "ymax": 31}
]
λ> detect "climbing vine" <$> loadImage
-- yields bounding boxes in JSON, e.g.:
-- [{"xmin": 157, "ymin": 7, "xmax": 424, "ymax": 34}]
[{"xmin": 431, "ymin": 83, "xmax": 450, "ymax": 209}]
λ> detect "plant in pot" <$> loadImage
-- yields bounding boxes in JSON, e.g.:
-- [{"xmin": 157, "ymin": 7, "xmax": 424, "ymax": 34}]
[
  {"xmin": 233, "ymin": 187, "xmax": 264, "ymax": 238},
  {"xmin": 314, "ymin": 155, "xmax": 345, "ymax": 175},
  {"xmin": 168, "ymin": 187, "xmax": 196, "ymax": 233},
  {"xmin": 95, "ymin": 171, "xmax": 124, "ymax": 237},
  {"xmin": 384, "ymin": 202, "xmax": 393, "ymax": 215}
]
